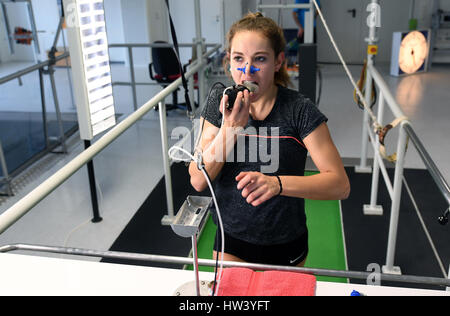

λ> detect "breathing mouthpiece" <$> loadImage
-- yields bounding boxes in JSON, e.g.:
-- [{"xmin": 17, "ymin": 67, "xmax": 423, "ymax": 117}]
[
  {"xmin": 224, "ymin": 81, "xmax": 259, "ymax": 110},
  {"xmin": 242, "ymin": 81, "xmax": 259, "ymax": 93}
]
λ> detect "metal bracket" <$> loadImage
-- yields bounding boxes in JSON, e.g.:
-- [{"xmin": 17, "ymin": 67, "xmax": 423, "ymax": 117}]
[
  {"xmin": 171, "ymin": 195, "xmax": 212, "ymax": 296},
  {"xmin": 355, "ymin": 165, "xmax": 372, "ymax": 174},
  {"xmin": 363, "ymin": 204, "xmax": 383, "ymax": 216},
  {"xmin": 382, "ymin": 265, "xmax": 402, "ymax": 276},
  {"xmin": 171, "ymin": 196, "xmax": 211, "ymax": 238}
]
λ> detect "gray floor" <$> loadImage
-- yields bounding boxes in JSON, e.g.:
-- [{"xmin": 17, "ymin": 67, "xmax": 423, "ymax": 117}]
[{"xmin": 0, "ymin": 60, "xmax": 449, "ymax": 262}]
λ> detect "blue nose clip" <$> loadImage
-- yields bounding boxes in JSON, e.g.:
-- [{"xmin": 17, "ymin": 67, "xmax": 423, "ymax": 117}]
[{"xmin": 237, "ymin": 64, "xmax": 260, "ymax": 74}]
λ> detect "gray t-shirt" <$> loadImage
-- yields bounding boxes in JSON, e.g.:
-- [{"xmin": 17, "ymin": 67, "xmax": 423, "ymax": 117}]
[{"xmin": 201, "ymin": 85, "xmax": 328, "ymax": 245}]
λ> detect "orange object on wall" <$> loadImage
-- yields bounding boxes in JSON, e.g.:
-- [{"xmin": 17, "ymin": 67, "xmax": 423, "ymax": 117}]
[{"xmin": 14, "ymin": 27, "xmax": 33, "ymax": 45}]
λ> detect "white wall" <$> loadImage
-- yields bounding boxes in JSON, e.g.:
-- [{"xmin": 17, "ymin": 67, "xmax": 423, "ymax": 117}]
[
  {"xmin": 32, "ymin": 0, "xmax": 62, "ymax": 62},
  {"xmin": 6, "ymin": 0, "xmax": 444, "ymax": 66},
  {"xmin": 0, "ymin": 4, "xmax": 10, "ymax": 63},
  {"xmin": 0, "ymin": 0, "xmax": 233, "ymax": 66},
  {"xmin": 167, "ymin": 0, "xmax": 229, "ymax": 64},
  {"xmin": 223, "ymin": 0, "xmax": 245, "ymax": 40},
  {"xmin": 120, "ymin": 0, "xmax": 150, "ymax": 67},
  {"xmin": 104, "ymin": 0, "xmax": 126, "ymax": 63},
  {"xmin": 0, "ymin": 0, "xmax": 68, "ymax": 63},
  {"xmin": 1, "ymin": 1, "xmax": 37, "ymax": 62},
  {"xmin": 377, "ymin": 0, "xmax": 413, "ymax": 62},
  {"xmin": 240, "ymin": 0, "xmax": 449, "ymax": 63},
  {"xmin": 250, "ymin": 0, "xmax": 297, "ymax": 29},
  {"xmin": 414, "ymin": 0, "xmax": 450, "ymax": 29}
]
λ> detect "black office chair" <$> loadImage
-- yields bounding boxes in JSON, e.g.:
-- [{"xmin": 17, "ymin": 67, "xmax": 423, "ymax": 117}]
[{"xmin": 149, "ymin": 41, "xmax": 191, "ymax": 112}]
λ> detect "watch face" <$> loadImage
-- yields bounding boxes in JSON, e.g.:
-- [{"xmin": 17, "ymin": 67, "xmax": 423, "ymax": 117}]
[{"xmin": 399, "ymin": 31, "xmax": 429, "ymax": 74}]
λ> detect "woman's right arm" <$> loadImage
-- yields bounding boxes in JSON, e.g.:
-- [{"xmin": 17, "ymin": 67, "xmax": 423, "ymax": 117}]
[
  {"xmin": 188, "ymin": 118, "xmax": 225, "ymax": 192},
  {"xmin": 189, "ymin": 90, "xmax": 250, "ymax": 192}
]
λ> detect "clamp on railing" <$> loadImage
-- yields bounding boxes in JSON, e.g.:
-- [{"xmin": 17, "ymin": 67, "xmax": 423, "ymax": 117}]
[{"xmin": 377, "ymin": 116, "xmax": 409, "ymax": 163}]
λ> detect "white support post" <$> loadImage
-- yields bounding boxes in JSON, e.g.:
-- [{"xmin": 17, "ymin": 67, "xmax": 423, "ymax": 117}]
[
  {"xmin": 355, "ymin": 69, "xmax": 373, "ymax": 174},
  {"xmin": 356, "ymin": 0, "xmax": 379, "ymax": 174},
  {"xmin": 364, "ymin": 90, "xmax": 385, "ymax": 215},
  {"xmin": 304, "ymin": 1, "xmax": 314, "ymax": 44},
  {"xmin": 188, "ymin": 66, "xmax": 195, "ymax": 110},
  {"xmin": 159, "ymin": 100, "xmax": 175, "ymax": 226},
  {"xmin": 382, "ymin": 123, "xmax": 409, "ymax": 275},
  {"xmin": 194, "ymin": 0, "xmax": 205, "ymax": 107},
  {"xmin": 447, "ymin": 265, "xmax": 450, "ymax": 291}
]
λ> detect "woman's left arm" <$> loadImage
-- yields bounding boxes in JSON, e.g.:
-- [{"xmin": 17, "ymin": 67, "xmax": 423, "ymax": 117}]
[
  {"xmin": 236, "ymin": 122, "xmax": 350, "ymax": 206},
  {"xmin": 281, "ymin": 122, "xmax": 350, "ymax": 201}
]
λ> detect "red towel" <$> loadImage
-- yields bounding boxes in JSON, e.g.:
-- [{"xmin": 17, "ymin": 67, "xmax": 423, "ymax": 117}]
[{"xmin": 217, "ymin": 268, "xmax": 316, "ymax": 296}]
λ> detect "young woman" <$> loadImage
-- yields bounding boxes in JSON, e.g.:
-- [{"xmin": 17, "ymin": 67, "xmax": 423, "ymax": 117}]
[{"xmin": 189, "ymin": 12, "xmax": 350, "ymax": 267}]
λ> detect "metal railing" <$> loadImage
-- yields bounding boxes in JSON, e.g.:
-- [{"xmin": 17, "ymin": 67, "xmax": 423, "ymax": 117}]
[
  {"xmin": 356, "ymin": 63, "xmax": 450, "ymax": 275},
  {"xmin": 0, "ymin": 140, "xmax": 12, "ymax": 196},
  {"xmin": 0, "ymin": 0, "xmax": 447, "ymax": 289},
  {"xmin": 0, "ymin": 44, "xmax": 220, "ymax": 234},
  {"xmin": 1, "ymin": 243, "xmax": 449, "ymax": 288},
  {"xmin": 350, "ymin": 0, "xmax": 450, "ymax": 276},
  {"xmin": 108, "ymin": 42, "xmax": 219, "ymax": 112},
  {"xmin": 108, "ymin": 42, "xmax": 221, "ymax": 224},
  {"xmin": 0, "ymin": 52, "xmax": 73, "ymax": 196},
  {"xmin": 257, "ymin": 1, "xmax": 315, "ymax": 44}
]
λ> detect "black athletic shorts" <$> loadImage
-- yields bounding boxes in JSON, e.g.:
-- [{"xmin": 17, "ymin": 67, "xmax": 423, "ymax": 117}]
[{"xmin": 213, "ymin": 230, "xmax": 309, "ymax": 266}]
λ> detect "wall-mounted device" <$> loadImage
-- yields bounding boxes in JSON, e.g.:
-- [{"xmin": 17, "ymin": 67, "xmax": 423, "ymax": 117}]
[
  {"xmin": 171, "ymin": 196, "xmax": 212, "ymax": 296},
  {"xmin": 390, "ymin": 30, "xmax": 431, "ymax": 77}
]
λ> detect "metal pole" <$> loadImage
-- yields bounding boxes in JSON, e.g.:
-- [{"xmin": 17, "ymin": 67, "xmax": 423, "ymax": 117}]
[
  {"xmin": 356, "ymin": 70, "xmax": 373, "ymax": 173},
  {"xmin": 403, "ymin": 123, "xmax": 450, "ymax": 207},
  {"xmin": 383, "ymin": 122, "xmax": 409, "ymax": 275},
  {"xmin": 0, "ymin": 140, "xmax": 13, "ymax": 196},
  {"xmin": 304, "ymin": 1, "xmax": 314, "ymax": 44},
  {"xmin": 194, "ymin": 0, "xmax": 205, "ymax": 106},
  {"xmin": 371, "ymin": 91, "xmax": 385, "ymax": 205},
  {"xmin": 365, "ymin": 120, "xmax": 394, "ymax": 198},
  {"xmin": 51, "ymin": 15, "xmax": 64, "ymax": 51},
  {"xmin": 108, "ymin": 43, "xmax": 219, "ymax": 49},
  {"xmin": 364, "ymin": 91, "xmax": 384, "ymax": 215},
  {"xmin": 26, "ymin": 0, "xmax": 40, "ymax": 56},
  {"xmin": 188, "ymin": 67, "xmax": 195, "ymax": 110},
  {"xmin": 1, "ymin": 2, "xmax": 14, "ymax": 54},
  {"xmin": 38, "ymin": 69, "xmax": 50, "ymax": 149},
  {"xmin": 447, "ymin": 265, "xmax": 450, "ymax": 291},
  {"xmin": 409, "ymin": 0, "xmax": 416, "ymax": 20},
  {"xmin": 128, "ymin": 46, "xmax": 138, "ymax": 111},
  {"xmin": 1, "ymin": 243, "xmax": 450, "ymax": 288},
  {"xmin": 60, "ymin": 18, "xmax": 76, "ymax": 110},
  {"xmin": 48, "ymin": 66, "xmax": 68, "ymax": 154},
  {"xmin": 158, "ymin": 100, "xmax": 175, "ymax": 225},
  {"xmin": 356, "ymin": 0, "xmax": 379, "ymax": 174},
  {"xmin": 257, "ymin": 3, "xmax": 311, "ymax": 9},
  {"xmin": 0, "ymin": 52, "xmax": 69, "ymax": 85},
  {"xmin": 84, "ymin": 140, "xmax": 102, "ymax": 223},
  {"xmin": 368, "ymin": 65, "xmax": 407, "ymax": 119},
  {"xmin": 192, "ymin": 234, "xmax": 200, "ymax": 296}
]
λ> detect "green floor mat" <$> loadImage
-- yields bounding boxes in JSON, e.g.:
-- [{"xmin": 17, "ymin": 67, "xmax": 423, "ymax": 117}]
[
  {"xmin": 187, "ymin": 171, "xmax": 348, "ymax": 284},
  {"xmin": 304, "ymin": 198, "xmax": 347, "ymax": 283}
]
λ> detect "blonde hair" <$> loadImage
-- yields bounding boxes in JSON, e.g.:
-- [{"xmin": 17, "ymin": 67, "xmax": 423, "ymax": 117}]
[{"xmin": 223, "ymin": 12, "xmax": 292, "ymax": 87}]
